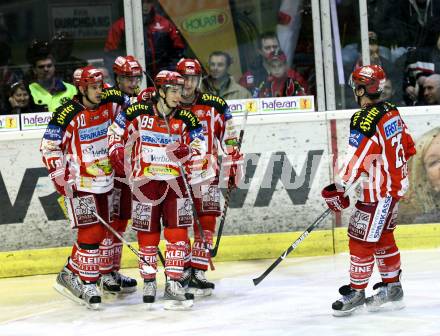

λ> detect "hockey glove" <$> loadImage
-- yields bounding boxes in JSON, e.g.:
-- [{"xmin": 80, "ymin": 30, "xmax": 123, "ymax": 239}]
[
  {"xmin": 222, "ymin": 150, "xmax": 244, "ymax": 189},
  {"xmin": 49, "ymin": 169, "xmax": 76, "ymax": 198},
  {"xmin": 166, "ymin": 142, "xmax": 190, "ymax": 163},
  {"xmin": 109, "ymin": 146, "xmax": 126, "ymax": 176},
  {"xmin": 321, "ymin": 183, "xmax": 350, "ymax": 212}
]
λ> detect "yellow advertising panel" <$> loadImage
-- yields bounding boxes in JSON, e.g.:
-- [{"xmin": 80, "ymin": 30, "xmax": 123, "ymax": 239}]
[{"xmin": 159, "ymin": 0, "xmax": 242, "ymax": 79}]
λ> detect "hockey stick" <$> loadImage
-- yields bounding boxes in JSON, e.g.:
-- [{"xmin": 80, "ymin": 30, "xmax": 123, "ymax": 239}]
[
  {"xmin": 252, "ymin": 177, "xmax": 363, "ymax": 286},
  {"xmin": 75, "ymin": 196, "xmax": 156, "ymax": 274},
  {"xmin": 210, "ymin": 109, "xmax": 249, "ymax": 257}
]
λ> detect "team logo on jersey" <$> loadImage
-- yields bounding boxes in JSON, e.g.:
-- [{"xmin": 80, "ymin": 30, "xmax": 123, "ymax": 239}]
[
  {"xmin": 71, "ymin": 195, "xmax": 99, "ymax": 226},
  {"xmin": 44, "ymin": 124, "xmax": 63, "ymax": 141},
  {"xmin": 348, "ymin": 209, "xmax": 370, "ymax": 240},
  {"xmin": 177, "ymin": 198, "xmax": 193, "ymax": 226},
  {"xmin": 349, "ymin": 129, "xmax": 365, "ymax": 147},
  {"xmin": 383, "ymin": 116, "xmax": 403, "ymax": 139},
  {"xmin": 201, "ymin": 185, "xmax": 221, "ymax": 212},
  {"xmin": 132, "ymin": 201, "xmax": 152, "ymax": 231}
]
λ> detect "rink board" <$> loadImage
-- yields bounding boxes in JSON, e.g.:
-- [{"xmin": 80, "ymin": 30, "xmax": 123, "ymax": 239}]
[{"xmin": 1, "ymin": 224, "xmax": 439, "ymax": 278}]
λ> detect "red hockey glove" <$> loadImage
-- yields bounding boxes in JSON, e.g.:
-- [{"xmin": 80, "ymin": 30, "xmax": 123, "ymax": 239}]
[
  {"xmin": 321, "ymin": 183, "xmax": 350, "ymax": 212},
  {"xmin": 137, "ymin": 87, "xmax": 156, "ymax": 103},
  {"xmin": 49, "ymin": 169, "xmax": 76, "ymax": 198},
  {"xmin": 222, "ymin": 150, "xmax": 244, "ymax": 189},
  {"xmin": 166, "ymin": 142, "xmax": 190, "ymax": 163},
  {"xmin": 109, "ymin": 147, "xmax": 126, "ymax": 176}
]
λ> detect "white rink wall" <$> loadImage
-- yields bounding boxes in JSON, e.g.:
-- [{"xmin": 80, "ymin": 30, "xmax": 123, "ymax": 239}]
[{"xmin": 0, "ymin": 105, "xmax": 438, "ymax": 251}]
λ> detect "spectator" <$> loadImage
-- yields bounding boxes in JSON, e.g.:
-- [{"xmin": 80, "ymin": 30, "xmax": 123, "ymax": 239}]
[
  {"xmin": 353, "ymin": 32, "xmax": 395, "ymax": 82},
  {"xmin": 0, "ymin": 40, "xmax": 23, "ymax": 113},
  {"xmin": 372, "ymin": 0, "xmax": 440, "ymax": 49},
  {"xmin": 380, "ymin": 78, "xmax": 403, "ymax": 105},
  {"xmin": 239, "ymin": 31, "xmax": 281, "ymax": 96},
  {"xmin": 2, "ymin": 81, "xmax": 38, "ymax": 115},
  {"xmin": 259, "ymin": 50, "xmax": 305, "ymax": 97},
  {"xmin": 51, "ymin": 31, "xmax": 88, "ymax": 84},
  {"xmin": 399, "ymin": 127, "xmax": 440, "ymax": 224},
  {"xmin": 200, "ymin": 51, "xmax": 251, "ymax": 100},
  {"xmin": 26, "ymin": 40, "xmax": 77, "ymax": 112},
  {"xmin": 403, "ymin": 32, "xmax": 440, "ymax": 105},
  {"xmin": 422, "ymin": 74, "xmax": 440, "ymax": 105},
  {"xmin": 104, "ymin": 0, "xmax": 185, "ymax": 79}
]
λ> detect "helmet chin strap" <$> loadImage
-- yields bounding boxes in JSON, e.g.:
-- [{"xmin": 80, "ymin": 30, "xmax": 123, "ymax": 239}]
[
  {"xmin": 158, "ymin": 90, "xmax": 174, "ymax": 115},
  {"xmin": 83, "ymin": 88, "xmax": 98, "ymax": 108}
]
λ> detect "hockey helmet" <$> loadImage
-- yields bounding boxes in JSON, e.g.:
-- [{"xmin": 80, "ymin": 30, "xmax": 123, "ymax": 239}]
[
  {"xmin": 176, "ymin": 58, "xmax": 202, "ymax": 76},
  {"xmin": 75, "ymin": 66, "xmax": 103, "ymax": 89},
  {"xmin": 154, "ymin": 70, "xmax": 184, "ymax": 89},
  {"xmin": 350, "ymin": 65, "xmax": 386, "ymax": 96},
  {"xmin": 113, "ymin": 55, "xmax": 143, "ymax": 77}
]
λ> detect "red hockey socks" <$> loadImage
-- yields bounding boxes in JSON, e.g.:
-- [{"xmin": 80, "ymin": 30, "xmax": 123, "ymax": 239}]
[
  {"xmin": 191, "ymin": 230, "xmax": 213, "ymax": 271},
  {"xmin": 349, "ymin": 238, "xmax": 375, "ymax": 290},
  {"xmin": 164, "ymin": 228, "xmax": 188, "ymax": 280},
  {"xmin": 375, "ymin": 232, "xmax": 401, "ymax": 283}
]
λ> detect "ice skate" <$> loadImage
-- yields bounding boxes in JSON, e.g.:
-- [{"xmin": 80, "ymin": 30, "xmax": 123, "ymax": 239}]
[
  {"xmin": 81, "ymin": 282, "xmax": 102, "ymax": 310},
  {"xmin": 188, "ymin": 268, "xmax": 215, "ymax": 297},
  {"xmin": 112, "ymin": 271, "xmax": 137, "ymax": 293},
  {"xmin": 53, "ymin": 266, "xmax": 84, "ymax": 306},
  {"xmin": 366, "ymin": 281, "xmax": 404, "ymax": 312},
  {"xmin": 98, "ymin": 273, "xmax": 121, "ymax": 294},
  {"xmin": 142, "ymin": 279, "xmax": 157, "ymax": 309},
  {"xmin": 332, "ymin": 285, "xmax": 365, "ymax": 317},
  {"xmin": 163, "ymin": 280, "xmax": 194, "ymax": 310},
  {"xmin": 179, "ymin": 267, "xmax": 192, "ymax": 289}
]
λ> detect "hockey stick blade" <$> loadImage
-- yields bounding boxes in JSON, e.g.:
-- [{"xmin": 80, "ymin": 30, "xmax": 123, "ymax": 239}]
[{"xmin": 252, "ymin": 175, "xmax": 364, "ymax": 286}]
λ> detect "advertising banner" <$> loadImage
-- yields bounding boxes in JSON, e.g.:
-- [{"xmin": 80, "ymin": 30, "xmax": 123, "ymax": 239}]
[
  {"xmin": 228, "ymin": 96, "xmax": 315, "ymax": 115},
  {"xmin": 159, "ymin": 0, "xmax": 242, "ymax": 79},
  {"xmin": 50, "ymin": 5, "xmax": 112, "ymax": 39},
  {"xmin": 20, "ymin": 112, "xmax": 52, "ymax": 130},
  {"xmin": 0, "ymin": 115, "xmax": 20, "ymax": 132}
]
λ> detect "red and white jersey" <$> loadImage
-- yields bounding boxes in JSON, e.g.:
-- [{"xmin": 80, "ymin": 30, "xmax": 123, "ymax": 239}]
[
  {"xmin": 40, "ymin": 98, "xmax": 120, "ymax": 193},
  {"xmin": 181, "ymin": 92, "xmax": 239, "ymax": 183},
  {"xmin": 339, "ymin": 101, "xmax": 416, "ymax": 202},
  {"xmin": 108, "ymin": 101, "xmax": 205, "ymax": 181}
]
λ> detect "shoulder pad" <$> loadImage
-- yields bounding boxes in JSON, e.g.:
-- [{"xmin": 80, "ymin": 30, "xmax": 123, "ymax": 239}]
[
  {"xmin": 174, "ymin": 108, "xmax": 201, "ymax": 130},
  {"xmin": 350, "ymin": 104, "xmax": 387, "ymax": 137},
  {"xmin": 198, "ymin": 92, "xmax": 229, "ymax": 114},
  {"xmin": 125, "ymin": 102, "xmax": 154, "ymax": 120},
  {"xmin": 101, "ymin": 87, "xmax": 126, "ymax": 105},
  {"xmin": 51, "ymin": 98, "xmax": 83, "ymax": 128}
]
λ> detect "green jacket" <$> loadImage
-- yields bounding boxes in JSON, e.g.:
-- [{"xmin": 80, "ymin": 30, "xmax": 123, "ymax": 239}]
[{"xmin": 29, "ymin": 81, "xmax": 77, "ymax": 112}]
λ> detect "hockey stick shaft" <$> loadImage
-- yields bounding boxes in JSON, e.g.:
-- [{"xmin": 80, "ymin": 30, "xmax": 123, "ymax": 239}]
[
  {"xmin": 76, "ymin": 196, "xmax": 155, "ymax": 272},
  {"xmin": 252, "ymin": 177, "xmax": 362, "ymax": 286},
  {"xmin": 210, "ymin": 127, "xmax": 245, "ymax": 257}
]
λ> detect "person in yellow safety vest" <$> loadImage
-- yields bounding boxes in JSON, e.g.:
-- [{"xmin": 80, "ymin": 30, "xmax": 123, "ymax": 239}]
[{"xmin": 26, "ymin": 40, "xmax": 77, "ymax": 112}]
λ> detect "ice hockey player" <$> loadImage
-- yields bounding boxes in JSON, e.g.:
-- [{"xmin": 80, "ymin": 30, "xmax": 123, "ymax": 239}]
[
  {"xmin": 40, "ymin": 66, "xmax": 121, "ymax": 309},
  {"xmin": 176, "ymin": 58, "xmax": 243, "ymax": 296},
  {"xmin": 97, "ymin": 56, "xmax": 143, "ymax": 295},
  {"xmin": 321, "ymin": 65, "xmax": 416, "ymax": 316},
  {"xmin": 107, "ymin": 70, "xmax": 206, "ymax": 310}
]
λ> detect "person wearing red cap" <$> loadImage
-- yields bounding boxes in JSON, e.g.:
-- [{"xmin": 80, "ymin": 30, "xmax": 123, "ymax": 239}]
[{"xmin": 259, "ymin": 50, "xmax": 307, "ymax": 98}]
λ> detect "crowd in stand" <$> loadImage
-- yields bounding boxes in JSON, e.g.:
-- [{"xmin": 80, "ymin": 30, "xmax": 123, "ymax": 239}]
[{"xmin": 2, "ymin": 0, "xmax": 440, "ymax": 116}]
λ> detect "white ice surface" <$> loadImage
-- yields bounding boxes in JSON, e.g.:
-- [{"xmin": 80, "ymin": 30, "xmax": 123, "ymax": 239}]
[{"xmin": 1, "ymin": 249, "xmax": 439, "ymax": 336}]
